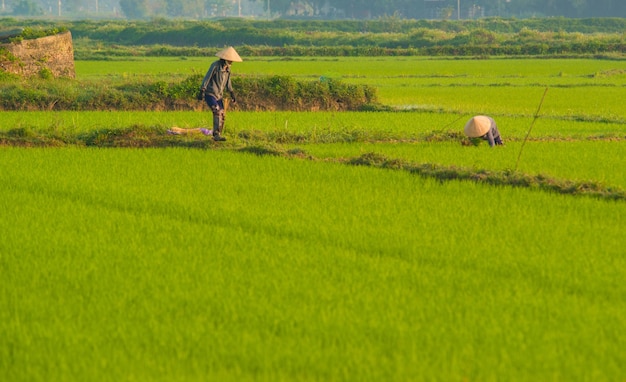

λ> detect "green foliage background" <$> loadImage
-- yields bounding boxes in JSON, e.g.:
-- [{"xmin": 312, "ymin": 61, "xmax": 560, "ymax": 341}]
[{"xmin": 2, "ymin": 17, "xmax": 626, "ymax": 58}]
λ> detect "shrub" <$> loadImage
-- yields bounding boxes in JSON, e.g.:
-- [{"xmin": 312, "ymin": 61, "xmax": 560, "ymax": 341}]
[
  {"xmin": 38, "ymin": 68, "xmax": 54, "ymax": 80},
  {"xmin": 0, "ymin": 75, "xmax": 377, "ymax": 112}
]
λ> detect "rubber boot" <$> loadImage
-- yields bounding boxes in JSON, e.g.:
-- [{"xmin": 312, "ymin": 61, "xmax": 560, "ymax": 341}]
[{"xmin": 212, "ymin": 113, "xmax": 226, "ymax": 141}]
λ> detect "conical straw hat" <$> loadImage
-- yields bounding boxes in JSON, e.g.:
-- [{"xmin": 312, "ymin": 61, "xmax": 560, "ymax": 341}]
[
  {"xmin": 215, "ymin": 46, "xmax": 243, "ymax": 62},
  {"xmin": 464, "ymin": 116, "xmax": 491, "ymax": 138}
]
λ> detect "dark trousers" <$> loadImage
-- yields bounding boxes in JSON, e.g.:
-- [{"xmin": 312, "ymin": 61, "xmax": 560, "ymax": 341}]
[{"xmin": 205, "ymin": 95, "xmax": 225, "ymax": 136}]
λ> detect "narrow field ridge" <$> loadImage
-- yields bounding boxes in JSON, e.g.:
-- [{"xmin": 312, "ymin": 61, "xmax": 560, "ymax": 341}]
[
  {"xmin": 343, "ymin": 152, "xmax": 626, "ymax": 202},
  {"xmin": 219, "ymin": 145, "xmax": 626, "ymax": 202},
  {"xmin": 2, "ymin": 126, "xmax": 625, "ymax": 148},
  {"xmin": 242, "ymin": 145, "xmax": 626, "ymax": 202},
  {"xmin": 2, "ymin": 127, "xmax": 624, "ymax": 201}
]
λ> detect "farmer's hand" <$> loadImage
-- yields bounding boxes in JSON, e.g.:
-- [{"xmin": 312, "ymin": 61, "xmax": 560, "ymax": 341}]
[{"xmin": 231, "ymin": 96, "xmax": 237, "ymax": 105}]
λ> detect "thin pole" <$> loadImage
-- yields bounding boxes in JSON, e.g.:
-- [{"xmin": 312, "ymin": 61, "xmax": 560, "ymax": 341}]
[
  {"xmin": 457, "ymin": 0, "xmax": 460, "ymax": 19},
  {"xmin": 515, "ymin": 87, "xmax": 549, "ymax": 172},
  {"xmin": 441, "ymin": 114, "xmax": 466, "ymax": 131}
]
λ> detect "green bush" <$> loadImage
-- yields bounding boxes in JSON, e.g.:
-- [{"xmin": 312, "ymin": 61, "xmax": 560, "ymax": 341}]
[
  {"xmin": 38, "ymin": 67, "xmax": 54, "ymax": 80},
  {"xmin": 0, "ymin": 47, "xmax": 18, "ymax": 62},
  {"xmin": 0, "ymin": 75, "xmax": 377, "ymax": 112},
  {"xmin": 7, "ymin": 26, "xmax": 68, "ymax": 43},
  {"xmin": 4, "ymin": 18, "xmax": 626, "ymax": 58}
]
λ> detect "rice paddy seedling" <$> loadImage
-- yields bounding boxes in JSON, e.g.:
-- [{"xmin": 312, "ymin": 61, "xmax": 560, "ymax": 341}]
[
  {"xmin": 299, "ymin": 140, "xmax": 626, "ymax": 189},
  {"xmin": 2, "ymin": 109, "xmax": 622, "ymax": 141},
  {"xmin": 74, "ymin": 56, "xmax": 626, "ymax": 83},
  {"xmin": 2, "ymin": 56, "xmax": 626, "ymax": 381},
  {"xmin": 73, "ymin": 57, "xmax": 626, "ymax": 119},
  {"xmin": 1, "ymin": 147, "xmax": 625, "ymax": 381},
  {"xmin": 515, "ymin": 86, "xmax": 549, "ymax": 172}
]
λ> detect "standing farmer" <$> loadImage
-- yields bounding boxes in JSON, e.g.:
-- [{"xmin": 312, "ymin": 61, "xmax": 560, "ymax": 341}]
[
  {"xmin": 199, "ymin": 46, "xmax": 242, "ymax": 141},
  {"xmin": 464, "ymin": 115, "xmax": 503, "ymax": 147}
]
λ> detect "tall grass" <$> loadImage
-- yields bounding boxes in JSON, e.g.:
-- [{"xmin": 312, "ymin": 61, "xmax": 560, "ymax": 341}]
[{"xmin": 1, "ymin": 147, "xmax": 625, "ymax": 381}]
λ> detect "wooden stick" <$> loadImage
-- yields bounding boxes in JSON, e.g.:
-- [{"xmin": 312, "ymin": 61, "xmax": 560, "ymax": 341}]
[{"xmin": 515, "ymin": 87, "xmax": 549, "ymax": 172}]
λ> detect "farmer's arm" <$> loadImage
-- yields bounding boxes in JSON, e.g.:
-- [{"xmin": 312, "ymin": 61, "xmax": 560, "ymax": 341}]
[
  {"xmin": 491, "ymin": 125, "xmax": 503, "ymax": 145},
  {"xmin": 486, "ymin": 129, "xmax": 496, "ymax": 147},
  {"xmin": 226, "ymin": 72, "xmax": 236, "ymax": 103},
  {"xmin": 200, "ymin": 62, "xmax": 217, "ymax": 92}
]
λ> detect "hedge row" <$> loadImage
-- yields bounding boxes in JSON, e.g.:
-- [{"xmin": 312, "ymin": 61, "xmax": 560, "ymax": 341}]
[
  {"xmin": 4, "ymin": 17, "xmax": 626, "ymax": 58},
  {"xmin": 73, "ymin": 42, "xmax": 626, "ymax": 61},
  {"xmin": 8, "ymin": 17, "xmax": 626, "ymax": 39},
  {"xmin": 0, "ymin": 75, "xmax": 378, "ymax": 112}
]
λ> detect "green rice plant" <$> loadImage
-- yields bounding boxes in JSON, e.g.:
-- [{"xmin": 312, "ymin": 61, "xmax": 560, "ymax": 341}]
[
  {"xmin": 298, "ymin": 140, "xmax": 626, "ymax": 189},
  {"xmin": 344, "ymin": 151, "xmax": 626, "ymax": 200},
  {"xmin": 0, "ymin": 111, "xmax": 199, "ymax": 137},
  {"xmin": 1, "ymin": 147, "xmax": 625, "ymax": 381},
  {"xmin": 73, "ymin": 57, "xmax": 626, "ymax": 121},
  {"xmin": 74, "ymin": 57, "xmax": 626, "ymax": 84},
  {"xmin": 2, "ymin": 42, "xmax": 626, "ymax": 382},
  {"xmin": 3, "ymin": 109, "xmax": 623, "ymax": 193},
  {"xmin": 1, "ymin": 110, "xmax": 623, "ymax": 144}
]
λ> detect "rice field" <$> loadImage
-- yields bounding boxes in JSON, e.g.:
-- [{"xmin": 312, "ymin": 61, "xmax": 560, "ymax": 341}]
[
  {"xmin": 73, "ymin": 56, "xmax": 626, "ymax": 121},
  {"xmin": 1, "ymin": 147, "xmax": 625, "ymax": 381},
  {"xmin": 1, "ymin": 56, "xmax": 625, "ymax": 381}
]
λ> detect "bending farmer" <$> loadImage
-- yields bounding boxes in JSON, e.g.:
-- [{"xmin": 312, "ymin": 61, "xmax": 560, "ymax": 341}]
[
  {"xmin": 464, "ymin": 115, "xmax": 503, "ymax": 147},
  {"xmin": 199, "ymin": 46, "xmax": 243, "ymax": 142}
]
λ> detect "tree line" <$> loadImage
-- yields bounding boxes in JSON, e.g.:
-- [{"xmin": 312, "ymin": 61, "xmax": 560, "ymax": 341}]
[{"xmin": 3, "ymin": 0, "xmax": 626, "ymax": 19}]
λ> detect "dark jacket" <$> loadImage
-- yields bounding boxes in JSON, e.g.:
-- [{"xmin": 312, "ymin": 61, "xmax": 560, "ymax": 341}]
[
  {"xmin": 483, "ymin": 117, "xmax": 503, "ymax": 147},
  {"xmin": 200, "ymin": 59, "xmax": 234, "ymax": 101}
]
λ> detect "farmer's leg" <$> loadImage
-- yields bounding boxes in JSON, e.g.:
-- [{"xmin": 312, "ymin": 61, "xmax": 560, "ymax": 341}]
[
  {"xmin": 205, "ymin": 96, "xmax": 226, "ymax": 140},
  {"xmin": 213, "ymin": 100, "xmax": 226, "ymax": 140},
  {"xmin": 216, "ymin": 99, "xmax": 225, "ymax": 133},
  {"xmin": 211, "ymin": 106, "xmax": 222, "ymax": 134},
  {"xmin": 219, "ymin": 108, "xmax": 226, "ymax": 133},
  {"xmin": 204, "ymin": 96, "xmax": 220, "ymax": 131}
]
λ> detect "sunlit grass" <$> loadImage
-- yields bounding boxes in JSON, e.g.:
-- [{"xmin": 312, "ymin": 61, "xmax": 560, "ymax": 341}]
[
  {"xmin": 1, "ymin": 147, "xmax": 625, "ymax": 380},
  {"xmin": 74, "ymin": 57, "xmax": 626, "ymax": 117},
  {"xmin": 75, "ymin": 56, "xmax": 626, "ymax": 82},
  {"xmin": 2, "ymin": 56, "xmax": 626, "ymax": 381},
  {"xmin": 1, "ymin": 110, "xmax": 623, "ymax": 140},
  {"xmin": 297, "ymin": 140, "xmax": 626, "ymax": 188}
]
